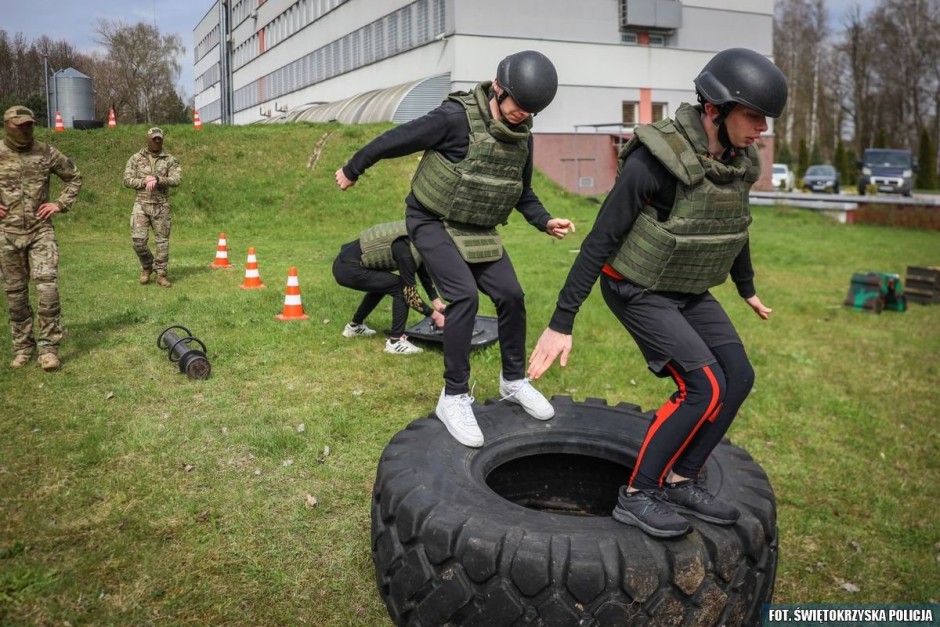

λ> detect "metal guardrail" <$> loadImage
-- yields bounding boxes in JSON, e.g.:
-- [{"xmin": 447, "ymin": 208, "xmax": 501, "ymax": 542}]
[{"xmin": 750, "ymin": 190, "xmax": 940, "ymax": 207}]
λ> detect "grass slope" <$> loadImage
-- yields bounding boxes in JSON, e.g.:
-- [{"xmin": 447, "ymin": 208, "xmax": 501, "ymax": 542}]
[{"xmin": 0, "ymin": 123, "xmax": 938, "ymax": 624}]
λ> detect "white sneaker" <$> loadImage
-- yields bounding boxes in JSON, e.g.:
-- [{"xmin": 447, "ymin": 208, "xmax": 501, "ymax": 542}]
[
  {"xmin": 342, "ymin": 322, "xmax": 376, "ymax": 338},
  {"xmin": 384, "ymin": 337, "xmax": 423, "ymax": 354},
  {"xmin": 499, "ymin": 374, "xmax": 555, "ymax": 420},
  {"xmin": 435, "ymin": 388, "xmax": 484, "ymax": 447}
]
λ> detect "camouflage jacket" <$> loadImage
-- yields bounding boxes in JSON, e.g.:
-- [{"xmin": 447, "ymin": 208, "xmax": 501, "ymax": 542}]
[
  {"xmin": 0, "ymin": 140, "xmax": 82, "ymax": 234},
  {"xmin": 123, "ymin": 148, "xmax": 181, "ymax": 205}
]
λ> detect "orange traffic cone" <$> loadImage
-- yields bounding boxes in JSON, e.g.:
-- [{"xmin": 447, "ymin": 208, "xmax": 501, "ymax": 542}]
[
  {"xmin": 193, "ymin": 109, "xmax": 202, "ymax": 131},
  {"xmin": 239, "ymin": 247, "xmax": 265, "ymax": 289},
  {"xmin": 54, "ymin": 111, "xmax": 65, "ymax": 132},
  {"xmin": 108, "ymin": 108, "xmax": 116, "ymax": 128},
  {"xmin": 275, "ymin": 267, "xmax": 310, "ymax": 321},
  {"xmin": 210, "ymin": 233, "xmax": 233, "ymax": 268}
]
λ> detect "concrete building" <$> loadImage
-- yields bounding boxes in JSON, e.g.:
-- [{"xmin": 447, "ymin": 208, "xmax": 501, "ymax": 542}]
[{"xmin": 193, "ymin": 0, "xmax": 777, "ymax": 194}]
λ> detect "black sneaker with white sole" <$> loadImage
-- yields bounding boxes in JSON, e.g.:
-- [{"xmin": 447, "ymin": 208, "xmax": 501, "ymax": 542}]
[
  {"xmin": 663, "ymin": 479, "xmax": 740, "ymax": 525},
  {"xmin": 612, "ymin": 486, "xmax": 692, "ymax": 538}
]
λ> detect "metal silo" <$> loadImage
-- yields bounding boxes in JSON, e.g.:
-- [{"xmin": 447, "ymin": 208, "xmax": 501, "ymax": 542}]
[{"xmin": 48, "ymin": 68, "xmax": 96, "ymax": 129}]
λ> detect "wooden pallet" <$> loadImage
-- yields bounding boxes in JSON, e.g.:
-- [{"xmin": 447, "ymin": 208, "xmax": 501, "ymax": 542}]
[{"xmin": 905, "ymin": 266, "xmax": 940, "ymax": 304}]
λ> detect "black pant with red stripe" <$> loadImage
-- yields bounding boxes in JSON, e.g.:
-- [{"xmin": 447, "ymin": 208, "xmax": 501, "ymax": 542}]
[{"xmin": 600, "ymin": 275, "xmax": 755, "ymax": 490}]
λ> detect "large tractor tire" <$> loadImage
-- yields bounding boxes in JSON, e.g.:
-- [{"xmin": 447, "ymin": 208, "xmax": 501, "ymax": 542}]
[{"xmin": 371, "ymin": 396, "xmax": 778, "ymax": 626}]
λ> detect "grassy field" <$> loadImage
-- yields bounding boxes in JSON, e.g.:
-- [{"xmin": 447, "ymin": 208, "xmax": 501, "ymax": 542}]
[{"xmin": 1, "ymin": 123, "xmax": 938, "ymax": 625}]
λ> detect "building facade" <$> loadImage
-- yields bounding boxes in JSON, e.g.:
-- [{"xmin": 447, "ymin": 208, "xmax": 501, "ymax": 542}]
[{"xmin": 193, "ymin": 0, "xmax": 777, "ymax": 193}]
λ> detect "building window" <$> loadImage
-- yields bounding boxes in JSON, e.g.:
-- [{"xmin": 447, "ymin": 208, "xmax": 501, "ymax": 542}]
[
  {"xmin": 434, "ymin": 0, "xmax": 445, "ymax": 34},
  {"xmin": 620, "ymin": 31, "xmax": 669, "ymax": 46},
  {"xmin": 400, "ymin": 5, "xmax": 413, "ymax": 50},
  {"xmin": 652, "ymin": 102, "xmax": 667, "ymax": 121},
  {"xmin": 388, "ymin": 13, "xmax": 399, "ymax": 55},
  {"xmin": 417, "ymin": 0, "xmax": 429, "ymax": 42},
  {"xmin": 622, "ymin": 102, "xmax": 637, "ymax": 126}
]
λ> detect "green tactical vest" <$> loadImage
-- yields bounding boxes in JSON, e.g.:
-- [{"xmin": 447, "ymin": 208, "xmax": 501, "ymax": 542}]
[
  {"xmin": 359, "ymin": 220, "xmax": 420, "ymax": 270},
  {"xmin": 608, "ymin": 103, "xmax": 760, "ymax": 294},
  {"xmin": 411, "ymin": 82, "xmax": 531, "ymax": 228}
]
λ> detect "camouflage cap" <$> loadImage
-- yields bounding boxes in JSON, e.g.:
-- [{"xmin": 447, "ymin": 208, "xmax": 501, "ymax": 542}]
[
  {"xmin": 3, "ymin": 106, "xmax": 35, "ymax": 124},
  {"xmin": 147, "ymin": 127, "xmax": 164, "ymax": 139}
]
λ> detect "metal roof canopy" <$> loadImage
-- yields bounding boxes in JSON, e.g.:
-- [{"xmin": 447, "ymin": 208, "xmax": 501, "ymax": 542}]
[{"xmin": 259, "ymin": 74, "xmax": 451, "ymax": 124}]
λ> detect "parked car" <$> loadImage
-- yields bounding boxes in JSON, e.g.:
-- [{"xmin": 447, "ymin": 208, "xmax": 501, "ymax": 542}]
[
  {"xmin": 802, "ymin": 164, "xmax": 840, "ymax": 194},
  {"xmin": 771, "ymin": 163, "xmax": 795, "ymax": 191},
  {"xmin": 857, "ymin": 148, "xmax": 916, "ymax": 196}
]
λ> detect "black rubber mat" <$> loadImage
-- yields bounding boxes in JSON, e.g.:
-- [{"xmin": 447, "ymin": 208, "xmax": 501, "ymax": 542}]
[{"xmin": 405, "ymin": 315, "xmax": 499, "ymax": 349}]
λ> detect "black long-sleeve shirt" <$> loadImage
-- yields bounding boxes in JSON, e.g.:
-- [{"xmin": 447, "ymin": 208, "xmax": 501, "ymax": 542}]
[
  {"xmin": 342, "ymin": 96, "xmax": 552, "ymax": 232},
  {"xmin": 548, "ymin": 144, "xmax": 757, "ymax": 335}
]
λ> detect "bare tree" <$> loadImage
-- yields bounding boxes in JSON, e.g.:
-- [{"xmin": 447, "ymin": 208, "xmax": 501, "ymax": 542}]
[
  {"xmin": 773, "ymin": 0, "xmax": 829, "ymax": 168},
  {"xmin": 0, "ymin": 30, "xmax": 80, "ymax": 125},
  {"xmin": 93, "ymin": 20, "xmax": 184, "ymax": 124}
]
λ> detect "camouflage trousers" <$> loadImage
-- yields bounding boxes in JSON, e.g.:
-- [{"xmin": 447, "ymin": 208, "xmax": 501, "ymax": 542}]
[
  {"xmin": 131, "ymin": 201, "xmax": 172, "ymax": 275},
  {"xmin": 0, "ymin": 227, "xmax": 63, "ymax": 356}
]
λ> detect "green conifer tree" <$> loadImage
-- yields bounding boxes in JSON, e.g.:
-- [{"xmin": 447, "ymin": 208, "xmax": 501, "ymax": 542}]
[
  {"xmin": 810, "ymin": 140, "xmax": 822, "ymax": 167},
  {"xmin": 798, "ymin": 138, "xmax": 809, "ymax": 179},
  {"xmin": 835, "ymin": 139, "xmax": 849, "ymax": 183},
  {"xmin": 916, "ymin": 127, "xmax": 937, "ymax": 190}
]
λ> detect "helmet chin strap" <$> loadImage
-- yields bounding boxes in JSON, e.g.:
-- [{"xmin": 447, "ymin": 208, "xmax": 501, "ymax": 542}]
[
  {"xmin": 711, "ymin": 102, "xmax": 737, "ymax": 153},
  {"xmin": 716, "ymin": 123, "xmax": 734, "ymax": 152}
]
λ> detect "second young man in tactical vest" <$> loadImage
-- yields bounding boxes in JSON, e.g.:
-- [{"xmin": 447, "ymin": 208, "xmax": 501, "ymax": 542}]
[
  {"xmin": 528, "ymin": 48, "xmax": 788, "ymax": 537},
  {"xmin": 336, "ymin": 50, "xmax": 575, "ymax": 447},
  {"xmin": 332, "ymin": 220, "xmax": 445, "ymax": 354}
]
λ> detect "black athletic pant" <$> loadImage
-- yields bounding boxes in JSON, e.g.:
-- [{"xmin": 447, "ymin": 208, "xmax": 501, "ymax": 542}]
[
  {"xmin": 332, "ymin": 255, "xmax": 409, "ymax": 337},
  {"xmin": 600, "ymin": 276, "xmax": 755, "ymax": 489},
  {"xmin": 407, "ymin": 206, "xmax": 527, "ymax": 395}
]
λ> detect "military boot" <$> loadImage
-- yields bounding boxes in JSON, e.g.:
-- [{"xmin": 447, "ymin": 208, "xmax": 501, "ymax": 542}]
[
  {"xmin": 38, "ymin": 353, "xmax": 60, "ymax": 371},
  {"xmin": 156, "ymin": 274, "xmax": 172, "ymax": 288},
  {"xmin": 140, "ymin": 268, "xmax": 152, "ymax": 284},
  {"xmin": 10, "ymin": 353, "xmax": 32, "ymax": 369}
]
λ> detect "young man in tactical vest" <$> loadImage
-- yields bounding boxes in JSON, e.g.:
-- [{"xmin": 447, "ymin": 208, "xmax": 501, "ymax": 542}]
[
  {"xmin": 336, "ymin": 51, "xmax": 575, "ymax": 447},
  {"xmin": 332, "ymin": 220, "xmax": 445, "ymax": 354},
  {"xmin": 528, "ymin": 48, "xmax": 788, "ymax": 537}
]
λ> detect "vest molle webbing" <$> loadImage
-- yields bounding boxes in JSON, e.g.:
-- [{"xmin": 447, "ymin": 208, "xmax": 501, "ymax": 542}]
[
  {"xmin": 609, "ymin": 103, "xmax": 759, "ymax": 294},
  {"xmin": 359, "ymin": 220, "xmax": 419, "ymax": 270},
  {"xmin": 411, "ymin": 82, "xmax": 530, "ymax": 228}
]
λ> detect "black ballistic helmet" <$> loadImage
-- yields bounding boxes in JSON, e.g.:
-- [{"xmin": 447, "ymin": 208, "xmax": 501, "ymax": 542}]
[
  {"xmin": 496, "ymin": 50, "xmax": 558, "ymax": 114},
  {"xmin": 693, "ymin": 48, "xmax": 788, "ymax": 118}
]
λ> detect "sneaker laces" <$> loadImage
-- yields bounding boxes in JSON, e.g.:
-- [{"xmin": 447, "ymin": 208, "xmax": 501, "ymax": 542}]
[
  {"xmin": 637, "ymin": 490, "xmax": 679, "ymax": 517},
  {"xmin": 446, "ymin": 383, "xmax": 476, "ymax": 426},
  {"xmin": 499, "ymin": 376, "xmax": 537, "ymax": 403},
  {"xmin": 671, "ymin": 480, "xmax": 714, "ymax": 504}
]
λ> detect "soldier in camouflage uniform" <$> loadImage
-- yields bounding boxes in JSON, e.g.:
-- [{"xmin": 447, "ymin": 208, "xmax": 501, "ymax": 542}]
[
  {"xmin": 123, "ymin": 127, "xmax": 181, "ymax": 287},
  {"xmin": 0, "ymin": 105, "xmax": 83, "ymax": 371},
  {"xmin": 528, "ymin": 49, "xmax": 788, "ymax": 538}
]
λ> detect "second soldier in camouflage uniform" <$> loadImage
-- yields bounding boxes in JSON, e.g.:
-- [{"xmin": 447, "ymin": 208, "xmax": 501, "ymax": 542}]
[
  {"xmin": 0, "ymin": 105, "xmax": 83, "ymax": 371},
  {"xmin": 123, "ymin": 127, "xmax": 181, "ymax": 287}
]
